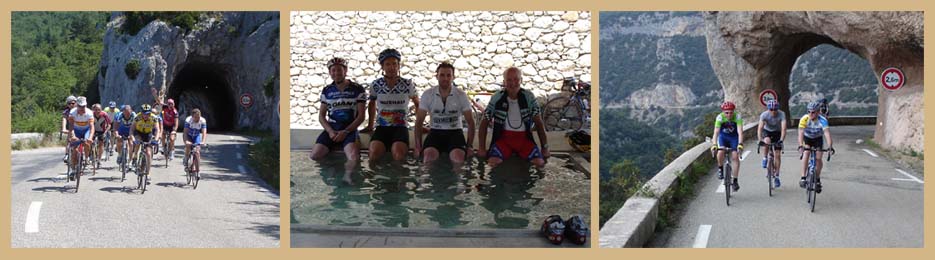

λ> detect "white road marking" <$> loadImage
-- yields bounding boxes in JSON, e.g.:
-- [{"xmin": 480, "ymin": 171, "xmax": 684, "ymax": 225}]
[
  {"xmin": 25, "ymin": 201, "xmax": 42, "ymax": 233},
  {"xmin": 229, "ymin": 136, "xmax": 234, "ymax": 140},
  {"xmin": 237, "ymin": 153, "xmax": 243, "ymax": 159},
  {"xmin": 740, "ymin": 151, "xmax": 751, "ymax": 161},
  {"xmin": 862, "ymin": 149, "xmax": 878, "ymax": 158},
  {"xmin": 693, "ymin": 225, "xmax": 712, "ymax": 248},
  {"xmin": 895, "ymin": 169, "xmax": 923, "ymax": 184},
  {"xmin": 238, "ymin": 165, "xmax": 247, "ymax": 174},
  {"xmin": 716, "ymin": 184, "xmax": 725, "ymax": 193},
  {"xmin": 892, "ymin": 178, "xmax": 918, "ymax": 182}
]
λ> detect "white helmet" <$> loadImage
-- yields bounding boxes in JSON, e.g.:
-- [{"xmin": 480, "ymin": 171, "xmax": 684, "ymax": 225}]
[
  {"xmin": 76, "ymin": 96, "xmax": 88, "ymax": 107},
  {"xmin": 66, "ymin": 95, "xmax": 77, "ymax": 104}
]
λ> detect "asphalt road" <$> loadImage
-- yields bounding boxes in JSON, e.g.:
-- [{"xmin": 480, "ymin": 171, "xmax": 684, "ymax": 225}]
[
  {"xmin": 656, "ymin": 125, "xmax": 923, "ymax": 248},
  {"xmin": 10, "ymin": 133, "xmax": 280, "ymax": 248}
]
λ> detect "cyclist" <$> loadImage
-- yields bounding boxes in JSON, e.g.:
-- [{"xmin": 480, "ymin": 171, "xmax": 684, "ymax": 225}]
[
  {"xmin": 183, "ymin": 108, "xmax": 208, "ymax": 170},
  {"xmin": 477, "ymin": 67, "xmax": 550, "ymax": 169},
  {"xmin": 817, "ymin": 98, "xmax": 831, "ymax": 117},
  {"xmin": 61, "ymin": 95, "xmax": 78, "ymax": 163},
  {"xmin": 414, "ymin": 62, "xmax": 476, "ymax": 164},
  {"xmin": 362, "ymin": 48, "xmax": 420, "ymax": 161},
  {"xmin": 67, "ymin": 97, "xmax": 94, "ymax": 180},
  {"xmin": 711, "ymin": 101, "xmax": 744, "ymax": 192},
  {"xmin": 162, "ymin": 98, "xmax": 179, "ymax": 158},
  {"xmin": 797, "ymin": 101, "xmax": 834, "ymax": 193},
  {"xmin": 757, "ymin": 99, "xmax": 786, "ymax": 188},
  {"xmin": 112, "ymin": 105, "xmax": 136, "ymax": 165},
  {"xmin": 130, "ymin": 104, "xmax": 161, "ymax": 175},
  {"xmin": 91, "ymin": 104, "xmax": 112, "ymax": 166},
  {"xmin": 310, "ymin": 57, "xmax": 367, "ymax": 163},
  {"xmin": 104, "ymin": 101, "xmax": 120, "ymax": 154}
]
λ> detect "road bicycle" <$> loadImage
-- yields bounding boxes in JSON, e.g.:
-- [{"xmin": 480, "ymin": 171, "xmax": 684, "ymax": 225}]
[
  {"xmin": 799, "ymin": 146, "xmax": 834, "ymax": 212},
  {"xmin": 758, "ymin": 141, "xmax": 783, "ymax": 196},
  {"xmin": 66, "ymin": 139, "xmax": 89, "ymax": 192},
  {"xmin": 185, "ymin": 143, "xmax": 208, "ymax": 189},
  {"xmin": 543, "ymin": 77, "xmax": 590, "ymax": 131},
  {"xmin": 133, "ymin": 140, "xmax": 158, "ymax": 194},
  {"xmin": 713, "ymin": 146, "xmax": 741, "ymax": 206}
]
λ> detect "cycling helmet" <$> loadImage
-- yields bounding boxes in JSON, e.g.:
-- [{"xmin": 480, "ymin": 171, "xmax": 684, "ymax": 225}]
[
  {"xmin": 765, "ymin": 99, "xmax": 779, "ymax": 110},
  {"xmin": 720, "ymin": 101, "xmax": 736, "ymax": 111},
  {"xmin": 141, "ymin": 104, "xmax": 152, "ymax": 114},
  {"xmin": 807, "ymin": 101, "xmax": 820, "ymax": 112},
  {"xmin": 566, "ymin": 130, "xmax": 590, "ymax": 153},
  {"xmin": 540, "ymin": 215, "xmax": 565, "ymax": 245},
  {"xmin": 66, "ymin": 95, "xmax": 77, "ymax": 104},
  {"xmin": 564, "ymin": 215, "xmax": 589, "ymax": 245},
  {"xmin": 76, "ymin": 96, "xmax": 88, "ymax": 107},
  {"xmin": 109, "ymin": 101, "xmax": 117, "ymax": 108},
  {"xmin": 378, "ymin": 48, "xmax": 402, "ymax": 64},
  {"xmin": 327, "ymin": 57, "xmax": 347, "ymax": 69}
]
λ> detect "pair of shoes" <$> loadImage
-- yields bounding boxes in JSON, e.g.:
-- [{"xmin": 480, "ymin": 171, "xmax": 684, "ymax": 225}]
[
  {"xmin": 732, "ymin": 179, "xmax": 740, "ymax": 192},
  {"xmin": 540, "ymin": 215, "xmax": 565, "ymax": 245},
  {"xmin": 774, "ymin": 177, "xmax": 781, "ymax": 188},
  {"xmin": 761, "ymin": 158, "xmax": 768, "ymax": 168},
  {"xmin": 799, "ymin": 177, "xmax": 807, "ymax": 188},
  {"xmin": 717, "ymin": 168, "xmax": 724, "ymax": 180}
]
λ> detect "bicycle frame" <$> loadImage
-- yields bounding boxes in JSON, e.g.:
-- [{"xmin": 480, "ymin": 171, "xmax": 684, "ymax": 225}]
[
  {"xmin": 714, "ymin": 147, "xmax": 739, "ymax": 206},
  {"xmin": 800, "ymin": 146, "xmax": 833, "ymax": 212}
]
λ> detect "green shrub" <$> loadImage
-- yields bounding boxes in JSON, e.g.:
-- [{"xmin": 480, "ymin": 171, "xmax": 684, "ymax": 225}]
[
  {"xmin": 12, "ymin": 108, "xmax": 62, "ymax": 134},
  {"xmin": 248, "ymin": 136, "xmax": 280, "ymax": 191},
  {"xmin": 125, "ymin": 59, "xmax": 141, "ymax": 80},
  {"xmin": 120, "ymin": 12, "xmax": 205, "ymax": 35}
]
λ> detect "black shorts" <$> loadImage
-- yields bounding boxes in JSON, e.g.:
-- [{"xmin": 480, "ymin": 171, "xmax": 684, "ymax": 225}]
[
  {"xmin": 94, "ymin": 131, "xmax": 107, "ymax": 141},
  {"xmin": 315, "ymin": 122, "xmax": 359, "ymax": 150},
  {"xmin": 134, "ymin": 131, "xmax": 154, "ymax": 143},
  {"xmin": 163, "ymin": 124, "xmax": 176, "ymax": 133},
  {"xmin": 423, "ymin": 129, "xmax": 467, "ymax": 153},
  {"xmin": 803, "ymin": 136, "xmax": 823, "ymax": 148},
  {"xmin": 371, "ymin": 126, "xmax": 409, "ymax": 146},
  {"xmin": 763, "ymin": 130, "xmax": 782, "ymax": 148}
]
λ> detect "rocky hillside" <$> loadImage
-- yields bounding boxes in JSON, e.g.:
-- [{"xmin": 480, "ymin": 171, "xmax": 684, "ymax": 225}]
[{"xmin": 600, "ymin": 11, "xmax": 878, "ymax": 139}]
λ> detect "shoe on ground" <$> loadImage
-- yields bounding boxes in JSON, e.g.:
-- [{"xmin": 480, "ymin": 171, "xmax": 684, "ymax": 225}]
[
  {"xmin": 799, "ymin": 177, "xmax": 806, "ymax": 188},
  {"xmin": 541, "ymin": 215, "xmax": 565, "ymax": 245},
  {"xmin": 816, "ymin": 181, "xmax": 822, "ymax": 193},
  {"xmin": 717, "ymin": 169, "xmax": 724, "ymax": 180},
  {"xmin": 732, "ymin": 179, "xmax": 740, "ymax": 192},
  {"xmin": 774, "ymin": 177, "xmax": 781, "ymax": 188}
]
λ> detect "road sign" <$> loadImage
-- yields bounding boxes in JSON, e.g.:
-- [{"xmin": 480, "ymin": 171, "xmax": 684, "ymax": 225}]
[
  {"xmin": 759, "ymin": 89, "xmax": 778, "ymax": 106},
  {"xmin": 240, "ymin": 93, "xmax": 254, "ymax": 108},
  {"xmin": 881, "ymin": 67, "xmax": 905, "ymax": 91}
]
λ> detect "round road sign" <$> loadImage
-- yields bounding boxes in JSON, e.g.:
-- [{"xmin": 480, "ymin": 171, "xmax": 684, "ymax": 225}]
[
  {"xmin": 240, "ymin": 93, "xmax": 254, "ymax": 108},
  {"xmin": 881, "ymin": 67, "xmax": 905, "ymax": 91},
  {"xmin": 759, "ymin": 89, "xmax": 778, "ymax": 107}
]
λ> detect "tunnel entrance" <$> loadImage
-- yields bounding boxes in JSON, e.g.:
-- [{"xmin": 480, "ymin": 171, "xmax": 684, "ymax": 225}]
[
  {"xmin": 785, "ymin": 44, "xmax": 879, "ymax": 117},
  {"xmin": 167, "ymin": 61, "xmax": 237, "ymax": 131}
]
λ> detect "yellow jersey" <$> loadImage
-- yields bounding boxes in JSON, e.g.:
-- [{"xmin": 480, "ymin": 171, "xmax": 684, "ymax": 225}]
[{"xmin": 134, "ymin": 116, "xmax": 159, "ymax": 134}]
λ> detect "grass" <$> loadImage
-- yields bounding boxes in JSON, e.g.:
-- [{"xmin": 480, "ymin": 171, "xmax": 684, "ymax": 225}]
[
  {"xmin": 866, "ymin": 138, "xmax": 924, "ymax": 174},
  {"xmin": 243, "ymin": 129, "xmax": 280, "ymax": 191},
  {"xmin": 655, "ymin": 157, "xmax": 710, "ymax": 229}
]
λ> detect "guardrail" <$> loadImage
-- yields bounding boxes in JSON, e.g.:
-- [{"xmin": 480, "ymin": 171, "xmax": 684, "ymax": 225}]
[{"xmin": 599, "ymin": 116, "xmax": 875, "ymax": 248}]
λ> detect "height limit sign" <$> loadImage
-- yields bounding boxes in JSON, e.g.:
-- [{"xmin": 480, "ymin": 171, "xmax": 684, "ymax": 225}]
[{"xmin": 881, "ymin": 67, "xmax": 905, "ymax": 91}]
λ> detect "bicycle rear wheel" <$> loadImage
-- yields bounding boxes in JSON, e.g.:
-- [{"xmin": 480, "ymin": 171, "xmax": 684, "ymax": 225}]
[
  {"xmin": 543, "ymin": 97, "xmax": 583, "ymax": 131},
  {"xmin": 141, "ymin": 154, "xmax": 150, "ymax": 194},
  {"xmin": 767, "ymin": 154, "xmax": 774, "ymax": 197},
  {"xmin": 808, "ymin": 172, "xmax": 817, "ymax": 212},
  {"xmin": 725, "ymin": 164, "xmax": 732, "ymax": 206}
]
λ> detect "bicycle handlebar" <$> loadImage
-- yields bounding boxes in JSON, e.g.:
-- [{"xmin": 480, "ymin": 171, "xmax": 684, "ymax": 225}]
[{"xmin": 798, "ymin": 146, "xmax": 835, "ymax": 161}]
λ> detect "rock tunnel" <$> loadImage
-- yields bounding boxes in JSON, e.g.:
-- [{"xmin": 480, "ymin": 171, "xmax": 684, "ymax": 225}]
[
  {"xmin": 166, "ymin": 61, "xmax": 238, "ymax": 132},
  {"xmin": 704, "ymin": 11, "xmax": 923, "ymax": 152}
]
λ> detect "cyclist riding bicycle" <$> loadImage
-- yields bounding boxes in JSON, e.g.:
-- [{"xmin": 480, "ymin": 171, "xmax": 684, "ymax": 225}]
[
  {"xmin": 104, "ymin": 101, "xmax": 120, "ymax": 153},
  {"xmin": 67, "ymin": 97, "xmax": 95, "ymax": 180},
  {"xmin": 757, "ymin": 99, "xmax": 786, "ymax": 188},
  {"xmin": 113, "ymin": 105, "xmax": 136, "ymax": 165},
  {"xmin": 61, "ymin": 95, "xmax": 78, "ymax": 163},
  {"xmin": 91, "ymin": 104, "xmax": 112, "ymax": 165},
  {"xmin": 817, "ymin": 98, "xmax": 831, "ymax": 117},
  {"xmin": 797, "ymin": 101, "xmax": 834, "ymax": 193},
  {"xmin": 711, "ymin": 101, "xmax": 744, "ymax": 192},
  {"xmin": 183, "ymin": 108, "xmax": 208, "ymax": 168},
  {"xmin": 162, "ymin": 99, "xmax": 179, "ymax": 158},
  {"xmin": 130, "ymin": 104, "xmax": 162, "ymax": 173}
]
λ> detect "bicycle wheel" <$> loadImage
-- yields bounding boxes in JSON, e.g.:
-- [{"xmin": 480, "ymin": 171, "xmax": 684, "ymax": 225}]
[
  {"xmin": 141, "ymin": 153, "xmax": 150, "ymax": 194},
  {"xmin": 724, "ymin": 163, "xmax": 731, "ymax": 206},
  {"xmin": 192, "ymin": 154, "xmax": 200, "ymax": 190},
  {"xmin": 185, "ymin": 153, "xmax": 193, "ymax": 185},
  {"xmin": 767, "ymin": 154, "xmax": 774, "ymax": 197},
  {"xmin": 75, "ymin": 149, "xmax": 83, "ymax": 192},
  {"xmin": 90, "ymin": 142, "xmax": 98, "ymax": 176},
  {"xmin": 808, "ymin": 171, "xmax": 817, "ymax": 212},
  {"xmin": 543, "ymin": 97, "xmax": 583, "ymax": 131},
  {"xmin": 120, "ymin": 143, "xmax": 128, "ymax": 182}
]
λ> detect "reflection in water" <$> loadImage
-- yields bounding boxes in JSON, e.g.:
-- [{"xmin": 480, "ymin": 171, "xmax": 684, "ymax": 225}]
[{"xmin": 291, "ymin": 151, "xmax": 589, "ymax": 229}]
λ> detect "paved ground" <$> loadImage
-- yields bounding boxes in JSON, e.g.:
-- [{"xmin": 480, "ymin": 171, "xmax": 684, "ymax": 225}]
[
  {"xmin": 655, "ymin": 125, "xmax": 923, "ymax": 248},
  {"xmin": 10, "ymin": 133, "xmax": 280, "ymax": 248}
]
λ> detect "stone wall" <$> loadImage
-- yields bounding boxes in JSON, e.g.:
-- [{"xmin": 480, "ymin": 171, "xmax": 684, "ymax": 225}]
[{"xmin": 290, "ymin": 11, "xmax": 592, "ymax": 128}]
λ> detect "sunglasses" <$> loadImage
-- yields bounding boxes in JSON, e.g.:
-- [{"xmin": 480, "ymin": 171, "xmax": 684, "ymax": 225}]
[
  {"xmin": 809, "ymin": 111, "xmax": 818, "ymax": 114},
  {"xmin": 68, "ymin": 102, "xmax": 76, "ymax": 105}
]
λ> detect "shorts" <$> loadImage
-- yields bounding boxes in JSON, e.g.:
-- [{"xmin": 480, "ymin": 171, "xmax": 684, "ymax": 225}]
[
  {"xmin": 717, "ymin": 133, "xmax": 739, "ymax": 149},
  {"xmin": 163, "ymin": 124, "xmax": 176, "ymax": 133},
  {"xmin": 423, "ymin": 129, "xmax": 467, "ymax": 153},
  {"xmin": 186, "ymin": 133, "xmax": 204, "ymax": 145},
  {"xmin": 70, "ymin": 128, "xmax": 92, "ymax": 147},
  {"xmin": 763, "ymin": 130, "xmax": 782, "ymax": 148},
  {"xmin": 94, "ymin": 131, "xmax": 107, "ymax": 142},
  {"xmin": 371, "ymin": 126, "xmax": 409, "ymax": 146},
  {"xmin": 803, "ymin": 136, "xmax": 824, "ymax": 148},
  {"xmin": 489, "ymin": 130, "xmax": 542, "ymax": 161},
  {"xmin": 133, "ymin": 131, "xmax": 154, "ymax": 143},
  {"xmin": 118, "ymin": 125, "xmax": 132, "ymax": 137},
  {"xmin": 315, "ymin": 122, "xmax": 357, "ymax": 150}
]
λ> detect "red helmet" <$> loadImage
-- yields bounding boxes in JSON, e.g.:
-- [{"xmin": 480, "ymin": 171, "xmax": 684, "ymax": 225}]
[{"xmin": 720, "ymin": 101, "xmax": 736, "ymax": 111}]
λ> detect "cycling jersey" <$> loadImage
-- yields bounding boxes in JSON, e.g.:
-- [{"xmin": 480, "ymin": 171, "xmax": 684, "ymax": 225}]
[
  {"xmin": 419, "ymin": 85, "xmax": 471, "ymax": 130},
  {"xmin": 162, "ymin": 107, "xmax": 178, "ymax": 126},
  {"xmin": 115, "ymin": 111, "xmax": 136, "ymax": 136},
  {"xmin": 759, "ymin": 110, "xmax": 786, "ymax": 132},
  {"xmin": 321, "ymin": 81, "xmax": 367, "ymax": 124},
  {"xmin": 184, "ymin": 116, "xmax": 207, "ymax": 136},
  {"xmin": 70, "ymin": 108, "xmax": 94, "ymax": 132},
  {"xmin": 369, "ymin": 77, "xmax": 417, "ymax": 127},
  {"xmin": 798, "ymin": 114, "xmax": 829, "ymax": 139},
  {"xmin": 134, "ymin": 116, "xmax": 159, "ymax": 134},
  {"xmin": 714, "ymin": 112, "xmax": 743, "ymax": 137},
  {"xmin": 103, "ymin": 107, "xmax": 119, "ymax": 121},
  {"xmin": 93, "ymin": 111, "xmax": 111, "ymax": 133}
]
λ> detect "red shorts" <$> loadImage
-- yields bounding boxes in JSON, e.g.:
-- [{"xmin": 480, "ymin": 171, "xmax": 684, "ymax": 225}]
[{"xmin": 489, "ymin": 130, "xmax": 542, "ymax": 161}]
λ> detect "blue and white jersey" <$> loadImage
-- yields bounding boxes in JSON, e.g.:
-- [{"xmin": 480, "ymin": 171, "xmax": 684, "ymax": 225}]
[
  {"xmin": 369, "ymin": 77, "xmax": 417, "ymax": 127},
  {"xmin": 798, "ymin": 114, "xmax": 829, "ymax": 139},
  {"xmin": 321, "ymin": 81, "xmax": 367, "ymax": 124},
  {"xmin": 184, "ymin": 116, "xmax": 207, "ymax": 136}
]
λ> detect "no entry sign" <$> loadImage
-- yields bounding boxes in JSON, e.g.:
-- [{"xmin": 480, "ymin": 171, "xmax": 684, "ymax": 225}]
[
  {"xmin": 759, "ymin": 89, "xmax": 778, "ymax": 107},
  {"xmin": 881, "ymin": 67, "xmax": 905, "ymax": 91},
  {"xmin": 240, "ymin": 93, "xmax": 254, "ymax": 108}
]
